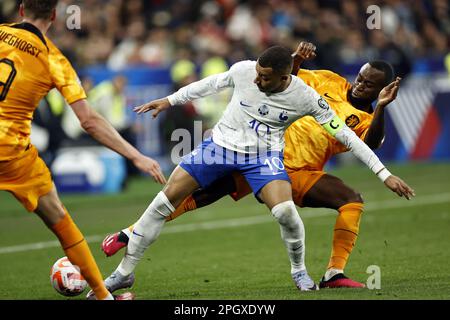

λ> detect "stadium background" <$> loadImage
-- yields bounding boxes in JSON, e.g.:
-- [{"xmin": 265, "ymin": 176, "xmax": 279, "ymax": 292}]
[
  {"xmin": 1, "ymin": 0, "xmax": 450, "ymax": 301},
  {"xmin": 2, "ymin": 0, "xmax": 450, "ymax": 172}
]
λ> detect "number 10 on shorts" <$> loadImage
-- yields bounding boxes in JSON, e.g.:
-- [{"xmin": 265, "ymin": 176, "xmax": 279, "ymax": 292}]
[{"xmin": 262, "ymin": 157, "xmax": 285, "ymax": 175}]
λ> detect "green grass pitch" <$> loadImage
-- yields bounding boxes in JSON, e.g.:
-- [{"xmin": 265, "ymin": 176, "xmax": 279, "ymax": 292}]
[{"xmin": 0, "ymin": 162, "xmax": 449, "ymax": 300}]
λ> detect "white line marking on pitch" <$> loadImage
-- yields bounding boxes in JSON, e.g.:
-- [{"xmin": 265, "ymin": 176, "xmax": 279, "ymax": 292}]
[{"xmin": 0, "ymin": 193, "xmax": 449, "ymax": 254}]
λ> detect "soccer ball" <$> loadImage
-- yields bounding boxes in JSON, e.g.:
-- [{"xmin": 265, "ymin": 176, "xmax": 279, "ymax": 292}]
[{"xmin": 50, "ymin": 257, "xmax": 87, "ymax": 297}]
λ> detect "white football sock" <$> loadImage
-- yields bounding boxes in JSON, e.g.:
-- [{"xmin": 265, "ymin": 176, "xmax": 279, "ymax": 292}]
[
  {"xmin": 324, "ymin": 268, "xmax": 344, "ymax": 281},
  {"xmin": 117, "ymin": 191, "xmax": 175, "ymax": 276},
  {"xmin": 122, "ymin": 227, "xmax": 132, "ymax": 238},
  {"xmin": 271, "ymin": 201, "xmax": 306, "ymax": 274}
]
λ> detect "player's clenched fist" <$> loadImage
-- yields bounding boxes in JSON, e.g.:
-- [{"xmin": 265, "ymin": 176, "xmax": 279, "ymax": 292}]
[
  {"xmin": 133, "ymin": 98, "xmax": 171, "ymax": 118},
  {"xmin": 294, "ymin": 41, "xmax": 317, "ymax": 60}
]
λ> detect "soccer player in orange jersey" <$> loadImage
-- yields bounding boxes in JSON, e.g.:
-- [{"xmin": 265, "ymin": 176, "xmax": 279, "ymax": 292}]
[
  {"xmin": 0, "ymin": 0, "xmax": 166, "ymax": 300},
  {"xmin": 102, "ymin": 42, "xmax": 407, "ymax": 288}
]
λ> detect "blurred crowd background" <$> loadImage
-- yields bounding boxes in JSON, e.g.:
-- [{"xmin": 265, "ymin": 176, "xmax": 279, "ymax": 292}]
[
  {"xmin": 2, "ymin": 0, "xmax": 449, "ymax": 76},
  {"xmin": 1, "ymin": 0, "xmax": 449, "ymax": 191}
]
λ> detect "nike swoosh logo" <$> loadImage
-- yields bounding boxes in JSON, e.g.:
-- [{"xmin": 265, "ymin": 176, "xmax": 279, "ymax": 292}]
[
  {"xmin": 324, "ymin": 93, "xmax": 335, "ymax": 100},
  {"xmin": 132, "ymin": 230, "xmax": 144, "ymax": 237},
  {"xmin": 240, "ymin": 101, "xmax": 253, "ymax": 108}
]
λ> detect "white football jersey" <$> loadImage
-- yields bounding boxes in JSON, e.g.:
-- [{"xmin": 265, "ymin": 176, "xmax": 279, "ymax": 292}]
[
  {"xmin": 168, "ymin": 60, "xmax": 335, "ymax": 153},
  {"xmin": 167, "ymin": 60, "xmax": 393, "ymax": 181}
]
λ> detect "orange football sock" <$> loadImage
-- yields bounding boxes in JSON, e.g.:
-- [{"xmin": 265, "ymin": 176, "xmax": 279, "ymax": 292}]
[
  {"xmin": 165, "ymin": 194, "xmax": 197, "ymax": 221},
  {"xmin": 51, "ymin": 212, "xmax": 110, "ymax": 300},
  {"xmin": 327, "ymin": 202, "xmax": 364, "ymax": 271}
]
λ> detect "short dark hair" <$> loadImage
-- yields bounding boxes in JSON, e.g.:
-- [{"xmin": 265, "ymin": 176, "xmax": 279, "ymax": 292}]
[
  {"xmin": 258, "ymin": 46, "xmax": 293, "ymax": 75},
  {"xmin": 369, "ymin": 60, "xmax": 395, "ymax": 86},
  {"xmin": 22, "ymin": 0, "xmax": 58, "ymax": 20}
]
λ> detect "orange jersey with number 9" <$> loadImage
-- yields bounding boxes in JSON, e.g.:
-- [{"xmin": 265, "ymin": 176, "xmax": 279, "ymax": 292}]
[{"xmin": 0, "ymin": 23, "xmax": 86, "ymax": 161}]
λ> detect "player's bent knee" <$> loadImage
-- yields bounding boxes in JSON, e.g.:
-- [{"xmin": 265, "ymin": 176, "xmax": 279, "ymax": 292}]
[
  {"xmin": 271, "ymin": 200, "xmax": 305, "ymax": 243},
  {"xmin": 163, "ymin": 181, "xmax": 196, "ymax": 208},
  {"xmin": 356, "ymin": 192, "xmax": 364, "ymax": 204},
  {"xmin": 348, "ymin": 192, "xmax": 364, "ymax": 204},
  {"xmin": 339, "ymin": 191, "xmax": 364, "ymax": 207},
  {"xmin": 271, "ymin": 200, "xmax": 300, "ymax": 226},
  {"xmin": 35, "ymin": 193, "xmax": 67, "ymax": 226}
]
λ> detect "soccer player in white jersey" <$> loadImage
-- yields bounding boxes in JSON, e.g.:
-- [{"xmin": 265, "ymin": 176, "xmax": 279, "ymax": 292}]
[{"xmin": 98, "ymin": 46, "xmax": 414, "ymax": 294}]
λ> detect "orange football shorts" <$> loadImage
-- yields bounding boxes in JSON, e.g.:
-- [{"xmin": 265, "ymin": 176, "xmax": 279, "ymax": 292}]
[{"xmin": 0, "ymin": 144, "xmax": 53, "ymax": 212}]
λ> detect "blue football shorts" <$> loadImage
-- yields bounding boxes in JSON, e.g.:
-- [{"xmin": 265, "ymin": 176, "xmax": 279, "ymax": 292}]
[{"xmin": 179, "ymin": 137, "xmax": 290, "ymax": 200}]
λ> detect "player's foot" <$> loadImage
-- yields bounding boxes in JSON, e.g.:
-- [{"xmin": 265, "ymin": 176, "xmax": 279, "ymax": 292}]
[
  {"xmin": 102, "ymin": 231, "xmax": 129, "ymax": 257},
  {"xmin": 86, "ymin": 291, "xmax": 136, "ymax": 300},
  {"xmin": 319, "ymin": 273, "xmax": 365, "ymax": 288},
  {"xmin": 114, "ymin": 292, "xmax": 135, "ymax": 300},
  {"xmin": 86, "ymin": 271, "xmax": 135, "ymax": 299},
  {"xmin": 292, "ymin": 270, "xmax": 319, "ymax": 291},
  {"xmin": 104, "ymin": 270, "xmax": 135, "ymax": 293}
]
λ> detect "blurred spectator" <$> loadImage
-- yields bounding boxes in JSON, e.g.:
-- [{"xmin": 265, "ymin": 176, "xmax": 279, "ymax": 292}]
[
  {"xmin": 88, "ymin": 76, "xmax": 130, "ymax": 132},
  {"xmin": 107, "ymin": 18, "xmax": 147, "ymax": 70},
  {"xmin": 4, "ymin": 0, "xmax": 447, "ymax": 75},
  {"xmin": 86, "ymin": 75, "xmax": 140, "ymax": 176},
  {"xmin": 195, "ymin": 55, "xmax": 231, "ymax": 128},
  {"xmin": 339, "ymin": 30, "xmax": 371, "ymax": 64},
  {"xmin": 369, "ymin": 30, "xmax": 412, "ymax": 78},
  {"xmin": 1, "ymin": 0, "xmax": 17, "ymax": 22},
  {"xmin": 33, "ymin": 90, "xmax": 68, "ymax": 166},
  {"xmin": 161, "ymin": 58, "xmax": 205, "ymax": 156},
  {"xmin": 445, "ymin": 52, "xmax": 450, "ymax": 79}
]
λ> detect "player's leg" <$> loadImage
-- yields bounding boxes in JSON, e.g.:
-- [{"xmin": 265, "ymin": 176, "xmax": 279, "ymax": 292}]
[
  {"xmin": 104, "ymin": 165, "xmax": 200, "ymax": 292},
  {"xmin": 35, "ymin": 186, "xmax": 116, "ymax": 300},
  {"xmin": 301, "ymin": 174, "xmax": 365, "ymax": 288},
  {"xmin": 89, "ymin": 165, "xmax": 199, "ymax": 298},
  {"xmin": 167, "ymin": 172, "xmax": 238, "ymax": 220},
  {"xmin": 102, "ymin": 173, "xmax": 243, "ymax": 257},
  {"xmin": 258, "ymin": 179, "xmax": 317, "ymax": 291},
  {"xmin": 0, "ymin": 146, "xmax": 122, "ymax": 299},
  {"xmin": 104, "ymin": 138, "xmax": 250, "ymax": 293}
]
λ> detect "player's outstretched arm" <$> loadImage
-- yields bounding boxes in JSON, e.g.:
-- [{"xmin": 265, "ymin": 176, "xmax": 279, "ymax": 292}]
[
  {"xmin": 325, "ymin": 117, "xmax": 415, "ymax": 200},
  {"xmin": 364, "ymin": 77, "xmax": 402, "ymax": 149},
  {"xmin": 299, "ymin": 65, "xmax": 414, "ymax": 201},
  {"xmin": 135, "ymin": 70, "xmax": 235, "ymax": 119},
  {"xmin": 71, "ymin": 99, "xmax": 167, "ymax": 184},
  {"xmin": 134, "ymin": 98, "xmax": 170, "ymax": 118},
  {"xmin": 316, "ymin": 108, "xmax": 415, "ymax": 200}
]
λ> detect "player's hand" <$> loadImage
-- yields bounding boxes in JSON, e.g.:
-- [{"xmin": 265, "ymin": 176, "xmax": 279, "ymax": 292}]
[
  {"xmin": 377, "ymin": 77, "xmax": 401, "ymax": 107},
  {"xmin": 293, "ymin": 41, "xmax": 317, "ymax": 61},
  {"xmin": 133, "ymin": 98, "xmax": 171, "ymax": 118},
  {"xmin": 384, "ymin": 175, "xmax": 415, "ymax": 200},
  {"xmin": 133, "ymin": 154, "xmax": 167, "ymax": 184}
]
